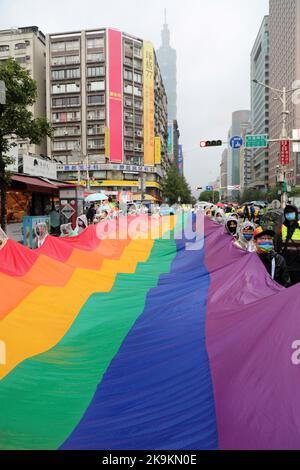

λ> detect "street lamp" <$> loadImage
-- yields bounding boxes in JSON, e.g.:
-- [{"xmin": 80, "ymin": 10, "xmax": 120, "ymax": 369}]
[{"xmin": 253, "ymin": 79, "xmax": 300, "ymax": 208}]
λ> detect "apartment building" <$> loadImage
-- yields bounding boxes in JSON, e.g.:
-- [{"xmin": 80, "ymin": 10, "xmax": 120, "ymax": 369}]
[{"xmin": 46, "ymin": 28, "xmax": 169, "ymax": 200}]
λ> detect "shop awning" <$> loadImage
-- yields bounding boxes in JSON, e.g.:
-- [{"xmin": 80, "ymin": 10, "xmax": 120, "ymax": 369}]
[{"xmin": 11, "ymin": 175, "xmax": 59, "ymax": 193}]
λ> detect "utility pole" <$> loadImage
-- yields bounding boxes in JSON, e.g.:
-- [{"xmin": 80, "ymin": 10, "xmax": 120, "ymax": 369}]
[{"xmin": 253, "ymin": 79, "xmax": 300, "ymax": 209}]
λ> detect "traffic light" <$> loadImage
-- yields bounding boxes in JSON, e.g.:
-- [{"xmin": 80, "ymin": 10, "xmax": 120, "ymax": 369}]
[{"xmin": 200, "ymin": 140, "xmax": 222, "ymax": 148}]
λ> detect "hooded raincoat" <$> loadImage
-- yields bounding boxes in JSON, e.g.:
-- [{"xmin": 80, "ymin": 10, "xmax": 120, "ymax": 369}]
[{"xmin": 234, "ymin": 221, "xmax": 256, "ymax": 252}]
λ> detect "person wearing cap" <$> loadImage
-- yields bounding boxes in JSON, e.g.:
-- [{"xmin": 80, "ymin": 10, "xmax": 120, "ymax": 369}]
[
  {"xmin": 254, "ymin": 226, "xmax": 290, "ymax": 288},
  {"xmin": 279, "ymin": 204, "xmax": 300, "ymax": 285}
]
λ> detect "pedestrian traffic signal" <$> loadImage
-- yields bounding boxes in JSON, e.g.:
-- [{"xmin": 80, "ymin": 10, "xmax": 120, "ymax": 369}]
[{"xmin": 200, "ymin": 140, "xmax": 222, "ymax": 148}]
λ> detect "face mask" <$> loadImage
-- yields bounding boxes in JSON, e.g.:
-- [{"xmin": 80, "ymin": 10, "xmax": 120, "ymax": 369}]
[
  {"xmin": 258, "ymin": 242, "xmax": 273, "ymax": 253},
  {"xmin": 228, "ymin": 226, "xmax": 237, "ymax": 234},
  {"xmin": 243, "ymin": 233, "xmax": 253, "ymax": 241},
  {"xmin": 286, "ymin": 213, "xmax": 297, "ymax": 221}
]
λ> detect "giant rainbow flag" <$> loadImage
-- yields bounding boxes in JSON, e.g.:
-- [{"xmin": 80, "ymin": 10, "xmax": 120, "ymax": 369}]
[{"xmin": 0, "ymin": 213, "xmax": 300, "ymax": 450}]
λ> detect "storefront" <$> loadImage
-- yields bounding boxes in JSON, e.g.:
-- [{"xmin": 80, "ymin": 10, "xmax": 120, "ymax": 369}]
[{"xmin": 4, "ymin": 174, "xmax": 71, "ymax": 242}]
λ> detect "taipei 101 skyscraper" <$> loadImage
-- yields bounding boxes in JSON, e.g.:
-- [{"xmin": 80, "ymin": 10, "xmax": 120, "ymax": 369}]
[{"xmin": 157, "ymin": 9, "xmax": 177, "ymax": 120}]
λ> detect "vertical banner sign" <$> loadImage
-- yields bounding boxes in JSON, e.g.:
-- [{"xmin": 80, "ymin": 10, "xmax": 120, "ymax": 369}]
[
  {"xmin": 178, "ymin": 144, "xmax": 184, "ymax": 175},
  {"xmin": 168, "ymin": 121, "xmax": 174, "ymax": 159},
  {"xmin": 143, "ymin": 42, "xmax": 155, "ymax": 166},
  {"xmin": 108, "ymin": 29, "xmax": 123, "ymax": 163},
  {"xmin": 105, "ymin": 126, "xmax": 109, "ymax": 158},
  {"xmin": 280, "ymin": 140, "xmax": 290, "ymax": 165},
  {"xmin": 154, "ymin": 136, "xmax": 161, "ymax": 164}
]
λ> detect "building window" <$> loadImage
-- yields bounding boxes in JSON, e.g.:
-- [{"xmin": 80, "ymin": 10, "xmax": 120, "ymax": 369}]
[
  {"xmin": 52, "ymin": 69, "xmax": 65, "ymax": 80},
  {"xmin": 87, "ymin": 81, "xmax": 105, "ymax": 92},
  {"xmin": 135, "ymin": 115, "xmax": 143, "ymax": 125},
  {"xmin": 15, "ymin": 57, "xmax": 26, "ymax": 64},
  {"xmin": 124, "ymin": 57, "xmax": 132, "ymax": 67},
  {"xmin": 134, "ymin": 86, "xmax": 142, "ymax": 97},
  {"xmin": 87, "ymin": 37, "xmax": 104, "ymax": 49},
  {"xmin": 87, "ymin": 52, "xmax": 105, "ymax": 62},
  {"xmin": 53, "ymin": 126, "xmax": 80, "ymax": 137},
  {"xmin": 134, "ymin": 100, "xmax": 143, "ymax": 110},
  {"xmin": 53, "ymin": 140, "xmax": 80, "ymax": 151},
  {"xmin": 87, "ymin": 94, "xmax": 105, "ymax": 105},
  {"xmin": 87, "ymin": 138, "xmax": 104, "ymax": 149},
  {"xmin": 51, "ymin": 42, "xmax": 66, "ymax": 52},
  {"xmin": 87, "ymin": 124, "xmax": 105, "ymax": 135},
  {"xmin": 124, "ymin": 97, "xmax": 133, "ymax": 107},
  {"xmin": 65, "ymin": 55, "xmax": 80, "ymax": 65},
  {"xmin": 87, "ymin": 66, "xmax": 105, "ymax": 77},
  {"xmin": 124, "ymin": 126, "xmax": 133, "ymax": 137},
  {"xmin": 66, "ymin": 140, "xmax": 80, "ymax": 150},
  {"xmin": 135, "ymin": 129, "xmax": 143, "ymax": 138},
  {"xmin": 0, "ymin": 45, "xmax": 9, "ymax": 52},
  {"xmin": 134, "ymin": 59, "xmax": 142, "ymax": 70},
  {"xmin": 124, "ymin": 84, "xmax": 133, "ymax": 94},
  {"xmin": 124, "ymin": 70, "xmax": 133, "ymax": 81},
  {"xmin": 65, "ymin": 40, "xmax": 79, "ymax": 51},
  {"xmin": 15, "ymin": 42, "xmax": 26, "ymax": 50},
  {"xmin": 52, "ymin": 97, "xmax": 64, "ymax": 107},
  {"xmin": 51, "ymin": 56, "xmax": 65, "ymax": 66},
  {"xmin": 67, "ymin": 111, "xmax": 81, "ymax": 121},
  {"xmin": 53, "ymin": 141, "xmax": 67, "ymax": 150},
  {"xmin": 134, "ymin": 46, "xmax": 142, "ymax": 57},
  {"xmin": 87, "ymin": 109, "xmax": 105, "ymax": 120},
  {"xmin": 52, "ymin": 83, "xmax": 80, "ymax": 94},
  {"xmin": 135, "ymin": 143, "xmax": 143, "ymax": 152},
  {"xmin": 66, "ymin": 68, "xmax": 80, "ymax": 79},
  {"xmin": 124, "ymin": 112, "xmax": 133, "ymax": 122},
  {"xmin": 66, "ymin": 83, "xmax": 80, "ymax": 93},
  {"xmin": 52, "ymin": 96, "xmax": 80, "ymax": 107},
  {"xmin": 125, "ymin": 141, "xmax": 134, "ymax": 150},
  {"xmin": 134, "ymin": 72, "xmax": 142, "ymax": 84}
]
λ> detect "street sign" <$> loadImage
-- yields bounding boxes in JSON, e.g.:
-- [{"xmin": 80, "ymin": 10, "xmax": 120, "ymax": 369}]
[
  {"xmin": 206, "ymin": 186, "xmax": 213, "ymax": 191},
  {"xmin": 230, "ymin": 136, "xmax": 243, "ymax": 149},
  {"xmin": 61, "ymin": 204, "xmax": 75, "ymax": 220},
  {"xmin": 227, "ymin": 185, "xmax": 241, "ymax": 190},
  {"xmin": 280, "ymin": 140, "xmax": 290, "ymax": 165},
  {"xmin": 245, "ymin": 134, "xmax": 268, "ymax": 148}
]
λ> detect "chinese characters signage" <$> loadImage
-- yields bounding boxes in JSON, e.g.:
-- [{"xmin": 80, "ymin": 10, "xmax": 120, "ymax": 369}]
[
  {"xmin": 154, "ymin": 137, "xmax": 161, "ymax": 165},
  {"xmin": 143, "ymin": 41, "xmax": 155, "ymax": 166},
  {"xmin": 107, "ymin": 29, "xmax": 123, "ymax": 163},
  {"xmin": 280, "ymin": 140, "xmax": 290, "ymax": 165}
]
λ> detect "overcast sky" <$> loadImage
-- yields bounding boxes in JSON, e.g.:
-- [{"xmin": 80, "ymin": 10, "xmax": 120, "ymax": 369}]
[{"xmin": 0, "ymin": 0, "xmax": 269, "ymax": 190}]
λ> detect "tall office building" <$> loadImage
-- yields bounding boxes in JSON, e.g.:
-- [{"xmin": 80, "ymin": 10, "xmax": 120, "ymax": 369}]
[
  {"xmin": 227, "ymin": 110, "xmax": 251, "ymax": 198},
  {"xmin": 46, "ymin": 28, "xmax": 169, "ymax": 200},
  {"xmin": 220, "ymin": 148, "xmax": 228, "ymax": 200},
  {"xmin": 250, "ymin": 15, "xmax": 269, "ymax": 191},
  {"xmin": 156, "ymin": 10, "xmax": 177, "ymax": 120},
  {"xmin": 269, "ymin": 0, "xmax": 300, "ymax": 187},
  {"xmin": 0, "ymin": 26, "xmax": 47, "ymax": 158}
]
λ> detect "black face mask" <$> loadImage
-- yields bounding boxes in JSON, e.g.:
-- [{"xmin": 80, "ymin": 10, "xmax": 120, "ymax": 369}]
[{"xmin": 228, "ymin": 226, "xmax": 237, "ymax": 234}]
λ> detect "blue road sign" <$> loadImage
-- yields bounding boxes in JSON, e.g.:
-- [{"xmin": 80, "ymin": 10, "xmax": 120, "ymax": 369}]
[
  {"xmin": 230, "ymin": 136, "xmax": 243, "ymax": 149},
  {"xmin": 206, "ymin": 186, "xmax": 213, "ymax": 191}
]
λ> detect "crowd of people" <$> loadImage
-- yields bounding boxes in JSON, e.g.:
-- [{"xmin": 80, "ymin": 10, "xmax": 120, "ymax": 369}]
[
  {"xmin": 2, "ymin": 197, "xmax": 300, "ymax": 291},
  {"xmin": 202, "ymin": 203, "xmax": 300, "ymax": 288}
]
